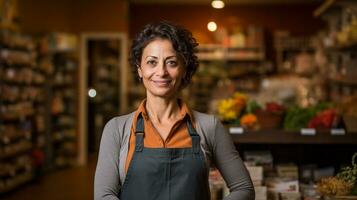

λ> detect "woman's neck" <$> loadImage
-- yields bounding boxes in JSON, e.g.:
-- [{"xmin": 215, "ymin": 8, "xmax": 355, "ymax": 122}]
[{"xmin": 145, "ymin": 95, "xmax": 180, "ymax": 123}]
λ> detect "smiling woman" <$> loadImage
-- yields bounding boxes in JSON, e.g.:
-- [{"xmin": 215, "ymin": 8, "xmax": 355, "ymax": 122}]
[
  {"xmin": 138, "ymin": 39, "xmax": 185, "ymax": 99},
  {"xmin": 94, "ymin": 21, "xmax": 255, "ymax": 200}
]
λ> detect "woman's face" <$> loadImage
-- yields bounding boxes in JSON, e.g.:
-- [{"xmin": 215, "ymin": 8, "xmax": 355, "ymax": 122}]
[{"xmin": 138, "ymin": 38, "xmax": 185, "ymax": 99}]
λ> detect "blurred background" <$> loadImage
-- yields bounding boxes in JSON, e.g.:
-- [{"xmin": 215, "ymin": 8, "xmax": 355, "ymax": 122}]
[{"xmin": 1, "ymin": 0, "xmax": 357, "ymax": 199}]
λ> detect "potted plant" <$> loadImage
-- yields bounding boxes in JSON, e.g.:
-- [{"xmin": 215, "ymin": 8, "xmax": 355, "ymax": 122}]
[{"xmin": 318, "ymin": 153, "xmax": 357, "ymax": 199}]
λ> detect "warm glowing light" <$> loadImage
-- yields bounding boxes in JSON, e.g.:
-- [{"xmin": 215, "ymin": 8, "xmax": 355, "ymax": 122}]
[
  {"xmin": 88, "ymin": 88, "xmax": 97, "ymax": 98},
  {"xmin": 207, "ymin": 21, "xmax": 217, "ymax": 32},
  {"xmin": 211, "ymin": 0, "xmax": 225, "ymax": 9}
]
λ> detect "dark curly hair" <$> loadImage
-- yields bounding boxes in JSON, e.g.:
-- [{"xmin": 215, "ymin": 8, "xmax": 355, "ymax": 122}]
[{"xmin": 129, "ymin": 21, "xmax": 199, "ymax": 89}]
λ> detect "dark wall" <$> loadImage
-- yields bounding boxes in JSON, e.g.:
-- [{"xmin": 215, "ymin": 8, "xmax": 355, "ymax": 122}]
[
  {"xmin": 129, "ymin": 4, "xmax": 325, "ymax": 43},
  {"xmin": 18, "ymin": 0, "xmax": 129, "ymax": 33}
]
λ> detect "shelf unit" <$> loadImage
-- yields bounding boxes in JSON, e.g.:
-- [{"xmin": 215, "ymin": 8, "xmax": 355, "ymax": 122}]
[
  {"xmin": 329, "ymin": 74, "xmax": 357, "ymax": 86},
  {"xmin": 190, "ymin": 28, "xmax": 267, "ymax": 113},
  {"xmin": 88, "ymin": 39, "xmax": 121, "ymax": 153},
  {"xmin": 38, "ymin": 33, "xmax": 79, "ymax": 169},
  {"xmin": 229, "ymin": 129, "xmax": 357, "ymax": 144},
  {"xmin": 228, "ymin": 127, "xmax": 357, "ymax": 181},
  {"xmin": 79, "ymin": 33, "xmax": 128, "ymax": 165},
  {"xmin": 312, "ymin": 0, "xmax": 357, "ymax": 136},
  {"xmin": 314, "ymin": 0, "xmax": 356, "ymax": 17},
  {"xmin": 196, "ymin": 44, "xmax": 265, "ymax": 62},
  {"xmin": 0, "ymin": 23, "xmax": 18, "ymax": 31},
  {"xmin": 0, "ymin": 28, "xmax": 42, "ymax": 193},
  {"xmin": 274, "ymin": 33, "xmax": 315, "ymax": 73},
  {"xmin": 51, "ymin": 51, "xmax": 78, "ymax": 168}
]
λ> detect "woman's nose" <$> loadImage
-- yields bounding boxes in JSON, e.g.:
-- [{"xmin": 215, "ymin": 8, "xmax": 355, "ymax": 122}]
[{"xmin": 156, "ymin": 62, "xmax": 168, "ymax": 76}]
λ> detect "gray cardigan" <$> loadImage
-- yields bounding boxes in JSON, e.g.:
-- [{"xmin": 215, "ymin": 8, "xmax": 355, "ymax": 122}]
[{"xmin": 94, "ymin": 111, "xmax": 255, "ymax": 200}]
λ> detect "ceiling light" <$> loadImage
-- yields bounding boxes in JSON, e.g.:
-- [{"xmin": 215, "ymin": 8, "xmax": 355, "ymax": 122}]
[
  {"xmin": 207, "ymin": 21, "xmax": 217, "ymax": 32},
  {"xmin": 211, "ymin": 0, "xmax": 225, "ymax": 9},
  {"xmin": 88, "ymin": 88, "xmax": 97, "ymax": 98}
]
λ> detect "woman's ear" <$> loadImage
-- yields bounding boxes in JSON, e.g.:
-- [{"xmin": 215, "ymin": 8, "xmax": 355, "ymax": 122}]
[{"xmin": 137, "ymin": 66, "xmax": 142, "ymax": 78}]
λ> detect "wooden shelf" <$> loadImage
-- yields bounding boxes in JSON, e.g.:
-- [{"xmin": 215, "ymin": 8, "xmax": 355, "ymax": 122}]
[
  {"xmin": 230, "ymin": 129, "xmax": 357, "ymax": 144},
  {"xmin": 197, "ymin": 53, "xmax": 264, "ymax": 61},
  {"xmin": 326, "ymin": 41, "xmax": 357, "ymax": 51},
  {"xmin": 329, "ymin": 75, "xmax": 357, "ymax": 86},
  {"xmin": 314, "ymin": 0, "xmax": 336, "ymax": 17},
  {"xmin": 0, "ymin": 23, "xmax": 19, "ymax": 31},
  {"xmin": 314, "ymin": 0, "xmax": 356, "ymax": 17},
  {"xmin": 197, "ymin": 44, "xmax": 265, "ymax": 61},
  {"xmin": 0, "ymin": 171, "xmax": 33, "ymax": 193},
  {"xmin": 0, "ymin": 140, "xmax": 32, "ymax": 160}
]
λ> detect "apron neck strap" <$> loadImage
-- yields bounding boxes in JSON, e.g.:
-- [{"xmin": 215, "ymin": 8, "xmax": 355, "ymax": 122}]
[
  {"xmin": 135, "ymin": 113, "xmax": 144, "ymax": 152},
  {"xmin": 185, "ymin": 116, "xmax": 200, "ymax": 154},
  {"xmin": 134, "ymin": 113, "xmax": 200, "ymax": 153},
  {"xmin": 135, "ymin": 113, "xmax": 144, "ymax": 134},
  {"xmin": 185, "ymin": 115, "xmax": 198, "ymax": 136}
]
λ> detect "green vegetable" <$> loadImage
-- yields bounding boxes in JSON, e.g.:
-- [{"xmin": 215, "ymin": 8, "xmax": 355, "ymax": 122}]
[
  {"xmin": 246, "ymin": 100, "xmax": 261, "ymax": 114},
  {"xmin": 222, "ymin": 118, "xmax": 240, "ymax": 126},
  {"xmin": 283, "ymin": 103, "xmax": 332, "ymax": 131}
]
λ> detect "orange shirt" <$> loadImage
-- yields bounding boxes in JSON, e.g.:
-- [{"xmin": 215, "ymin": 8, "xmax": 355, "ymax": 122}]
[{"xmin": 125, "ymin": 99, "xmax": 194, "ymax": 172}]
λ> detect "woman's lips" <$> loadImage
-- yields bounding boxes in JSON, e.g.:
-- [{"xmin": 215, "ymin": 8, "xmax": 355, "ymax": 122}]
[{"xmin": 152, "ymin": 80, "xmax": 171, "ymax": 87}]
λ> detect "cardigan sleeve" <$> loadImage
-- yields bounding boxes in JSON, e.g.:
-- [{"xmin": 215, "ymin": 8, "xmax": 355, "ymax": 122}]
[
  {"xmin": 94, "ymin": 118, "xmax": 121, "ymax": 200},
  {"xmin": 212, "ymin": 116, "xmax": 255, "ymax": 200}
]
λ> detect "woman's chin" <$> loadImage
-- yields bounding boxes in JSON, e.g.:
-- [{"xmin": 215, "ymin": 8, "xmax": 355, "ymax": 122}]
[{"xmin": 148, "ymin": 89, "xmax": 177, "ymax": 99}]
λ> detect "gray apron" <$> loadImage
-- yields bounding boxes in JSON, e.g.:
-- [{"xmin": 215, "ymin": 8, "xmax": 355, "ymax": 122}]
[{"xmin": 119, "ymin": 114, "xmax": 210, "ymax": 200}]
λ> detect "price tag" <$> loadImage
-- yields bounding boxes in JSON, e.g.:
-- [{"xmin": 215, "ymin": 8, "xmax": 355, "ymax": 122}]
[
  {"xmin": 330, "ymin": 129, "xmax": 346, "ymax": 135},
  {"xmin": 229, "ymin": 127, "xmax": 244, "ymax": 134},
  {"xmin": 300, "ymin": 128, "xmax": 316, "ymax": 136}
]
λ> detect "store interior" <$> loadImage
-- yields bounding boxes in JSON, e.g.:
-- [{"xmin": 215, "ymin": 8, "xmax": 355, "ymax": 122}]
[{"xmin": 1, "ymin": 0, "xmax": 357, "ymax": 199}]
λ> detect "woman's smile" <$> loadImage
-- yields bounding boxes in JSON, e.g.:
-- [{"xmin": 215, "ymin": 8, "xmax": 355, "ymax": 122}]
[{"xmin": 152, "ymin": 79, "xmax": 172, "ymax": 87}]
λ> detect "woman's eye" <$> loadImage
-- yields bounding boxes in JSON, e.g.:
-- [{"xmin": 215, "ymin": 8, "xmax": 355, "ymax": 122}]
[
  {"xmin": 147, "ymin": 60, "xmax": 157, "ymax": 66},
  {"xmin": 166, "ymin": 60, "xmax": 177, "ymax": 66}
]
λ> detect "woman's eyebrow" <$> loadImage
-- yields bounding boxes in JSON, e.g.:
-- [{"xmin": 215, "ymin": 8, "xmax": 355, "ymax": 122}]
[
  {"xmin": 164, "ymin": 55, "xmax": 177, "ymax": 60},
  {"xmin": 145, "ymin": 55, "xmax": 158, "ymax": 60}
]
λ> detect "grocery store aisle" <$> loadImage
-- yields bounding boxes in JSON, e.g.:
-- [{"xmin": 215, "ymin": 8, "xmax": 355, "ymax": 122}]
[{"xmin": 2, "ymin": 156, "xmax": 97, "ymax": 200}]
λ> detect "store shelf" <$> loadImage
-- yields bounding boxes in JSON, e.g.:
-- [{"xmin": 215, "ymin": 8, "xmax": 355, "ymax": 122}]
[
  {"xmin": 329, "ymin": 75, "xmax": 357, "ymax": 86},
  {"xmin": 314, "ymin": 0, "xmax": 336, "ymax": 17},
  {"xmin": 0, "ymin": 130, "xmax": 31, "ymax": 145},
  {"xmin": 84, "ymin": 37, "xmax": 125, "ymax": 153},
  {"xmin": 0, "ymin": 171, "xmax": 33, "ymax": 193},
  {"xmin": 197, "ymin": 53, "xmax": 264, "ymax": 61},
  {"xmin": 0, "ymin": 109, "xmax": 35, "ymax": 121},
  {"xmin": 197, "ymin": 45, "xmax": 265, "ymax": 62},
  {"xmin": 0, "ymin": 23, "xmax": 19, "ymax": 31},
  {"xmin": 314, "ymin": 0, "xmax": 356, "ymax": 17},
  {"xmin": 0, "ymin": 156, "xmax": 32, "ymax": 178},
  {"xmin": 0, "ymin": 27, "xmax": 51, "ymax": 193},
  {"xmin": 230, "ymin": 129, "xmax": 357, "ymax": 144},
  {"xmin": 35, "ymin": 33, "xmax": 79, "ymax": 169},
  {"xmin": 192, "ymin": 35, "xmax": 266, "ymax": 112},
  {"xmin": 0, "ymin": 140, "xmax": 32, "ymax": 160},
  {"xmin": 326, "ymin": 41, "xmax": 357, "ymax": 51}
]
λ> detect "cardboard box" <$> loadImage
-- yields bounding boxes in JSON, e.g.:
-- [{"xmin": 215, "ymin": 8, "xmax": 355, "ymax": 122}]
[
  {"xmin": 255, "ymin": 186, "xmax": 267, "ymax": 200},
  {"xmin": 246, "ymin": 166, "xmax": 263, "ymax": 186},
  {"xmin": 276, "ymin": 164, "xmax": 299, "ymax": 179}
]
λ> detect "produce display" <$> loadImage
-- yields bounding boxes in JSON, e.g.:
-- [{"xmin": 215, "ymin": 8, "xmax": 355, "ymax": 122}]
[
  {"xmin": 217, "ymin": 92, "xmax": 248, "ymax": 123},
  {"xmin": 308, "ymin": 109, "xmax": 338, "ymax": 130},
  {"xmin": 216, "ymin": 92, "xmax": 347, "ymax": 132},
  {"xmin": 255, "ymin": 102, "xmax": 285, "ymax": 130},
  {"xmin": 240, "ymin": 113, "xmax": 258, "ymax": 130},
  {"xmin": 283, "ymin": 103, "xmax": 335, "ymax": 131}
]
